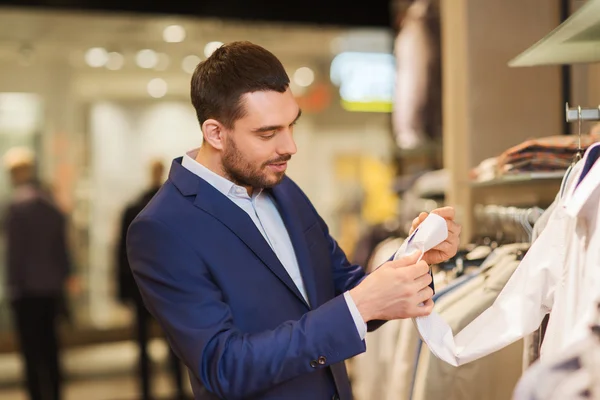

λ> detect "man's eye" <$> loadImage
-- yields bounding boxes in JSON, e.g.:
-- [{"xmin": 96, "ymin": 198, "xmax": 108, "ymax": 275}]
[{"xmin": 262, "ymin": 132, "xmax": 276, "ymax": 139}]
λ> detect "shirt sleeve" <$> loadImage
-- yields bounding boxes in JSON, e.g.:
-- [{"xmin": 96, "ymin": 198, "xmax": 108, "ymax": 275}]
[
  {"xmin": 344, "ymin": 291, "xmax": 367, "ymax": 340},
  {"xmin": 414, "ymin": 206, "xmax": 566, "ymax": 366}
]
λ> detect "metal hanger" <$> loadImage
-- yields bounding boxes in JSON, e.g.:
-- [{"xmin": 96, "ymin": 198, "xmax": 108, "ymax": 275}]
[{"xmin": 574, "ymin": 105, "xmax": 583, "ymax": 163}]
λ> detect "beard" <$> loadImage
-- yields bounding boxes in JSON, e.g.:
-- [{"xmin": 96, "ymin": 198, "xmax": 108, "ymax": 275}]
[{"xmin": 222, "ymin": 137, "xmax": 290, "ymax": 189}]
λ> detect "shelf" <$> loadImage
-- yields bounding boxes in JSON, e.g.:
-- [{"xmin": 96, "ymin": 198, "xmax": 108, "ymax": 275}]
[
  {"xmin": 509, "ymin": 0, "xmax": 600, "ymax": 67},
  {"xmin": 470, "ymin": 171, "xmax": 566, "ymax": 188}
]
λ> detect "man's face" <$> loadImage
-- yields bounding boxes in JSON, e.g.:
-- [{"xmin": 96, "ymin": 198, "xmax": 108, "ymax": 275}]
[{"xmin": 221, "ymin": 88, "xmax": 300, "ymax": 189}]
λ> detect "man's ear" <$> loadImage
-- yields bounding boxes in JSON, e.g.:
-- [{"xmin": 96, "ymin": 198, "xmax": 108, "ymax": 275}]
[{"xmin": 202, "ymin": 119, "xmax": 226, "ymax": 150}]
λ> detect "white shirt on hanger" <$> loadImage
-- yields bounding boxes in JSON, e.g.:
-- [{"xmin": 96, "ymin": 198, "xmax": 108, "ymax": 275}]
[{"xmin": 414, "ymin": 143, "xmax": 600, "ymax": 367}]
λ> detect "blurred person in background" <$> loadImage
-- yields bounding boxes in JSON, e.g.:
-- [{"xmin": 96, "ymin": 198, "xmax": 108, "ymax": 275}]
[
  {"xmin": 116, "ymin": 158, "xmax": 186, "ymax": 400},
  {"xmin": 3, "ymin": 146, "xmax": 77, "ymax": 400}
]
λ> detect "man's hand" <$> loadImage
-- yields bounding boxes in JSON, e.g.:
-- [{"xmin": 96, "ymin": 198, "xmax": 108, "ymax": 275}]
[
  {"xmin": 349, "ymin": 250, "xmax": 434, "ymax": 323},
  {"xmin": 410, "ymin": 207, "xmax": 461, "ymax": 265}
]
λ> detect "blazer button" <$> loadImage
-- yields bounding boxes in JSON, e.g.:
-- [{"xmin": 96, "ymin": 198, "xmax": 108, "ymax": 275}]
[
  {"xmin": 318, "ymin": 356, "xmax": 327, "ymax": 365},
  {"xmin": 310, "ymin": 360, "xmax": 318, "ymax": 368}
]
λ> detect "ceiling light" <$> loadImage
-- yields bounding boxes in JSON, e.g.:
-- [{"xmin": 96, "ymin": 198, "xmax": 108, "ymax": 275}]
[
  {"xmin": 85, "ymin": 47, "xmax": 108, "ymax": 68},
  {"xmin": 136, "ymin": 49, "xmax": 158, "ymax": 69},
  {"xmin": 147, "ymin": 78, "xmax": 168, "ymax": 98},
  {"xmin": 293, "ymin": 67, "xmax": 315, "ymax": 87},
  {"xmin": 182, "ymin": 55, "xmax": 201, "ymax": 74},
  {"xmin": 204, "ymin": 41, "xmax": 223, "ymax": 58},
  {"xmin": 106, "ymin": 52, "xmax": 124, "ymax": 70},
  {"xmin": 163, "ymin": 25, "xmax": 186, "ymax": 43}
]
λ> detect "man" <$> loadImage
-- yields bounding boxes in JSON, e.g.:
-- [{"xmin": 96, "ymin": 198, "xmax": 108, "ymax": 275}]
[
  {"xmin": 3, "ymin": 147, "xmax": 76, "ymax": 400},
  {"xmin": 116, "ymin": 159, "xmax": 186, "ymax": 400},
  {"xmin": 127, "ymin": 41, "xmax": 460, "ymax": 400}
]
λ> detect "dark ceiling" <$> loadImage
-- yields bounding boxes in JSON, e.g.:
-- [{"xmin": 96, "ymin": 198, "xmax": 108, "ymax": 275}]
[{"xmin": 0, "ymin": 0, "xmax": 394, "ymax": 27}]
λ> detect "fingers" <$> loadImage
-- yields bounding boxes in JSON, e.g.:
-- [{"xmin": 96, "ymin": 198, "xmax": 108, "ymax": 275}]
[
  {"xmin": 405, "ymin": 260, "xmax": 430, "ymax": 279},
  {"xmin": 433, "ymin": 241, "xmax": 455, "ymax": 255},
  {"xmin": 390, "ymin": 250, "xmax": 422, "ymax": 268},
  {"xmin": 413, "ymin": 269, "xmax": 433, "ymax": 289},
  {"xmin": 416, "ymin": 286, "xmax": 434, "ymax": 304},
  {"xmin": 447, "ymin": 220, "xmax": 462, "ymax": 235},
  {"xmin": 415, "ymin": 299, "xmax": 434, "ymax": 317},
  {"xmin": 432, "ymin": 206, "xmax": 455, "ymax": 220},
  {"xmin": 410, "ymin": 212, "xmax": 429, "ymax": 233}
]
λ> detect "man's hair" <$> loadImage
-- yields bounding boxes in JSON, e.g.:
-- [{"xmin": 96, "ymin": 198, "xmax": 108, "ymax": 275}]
[{"xmin": 191, "ymin": 41, "xmax": 290, "ymax": 130}]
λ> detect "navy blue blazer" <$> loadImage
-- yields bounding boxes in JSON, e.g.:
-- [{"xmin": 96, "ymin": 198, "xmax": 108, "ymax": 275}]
[{"xmin": 127, "ymin": 158, "xmax": 374, "ymax": 400}]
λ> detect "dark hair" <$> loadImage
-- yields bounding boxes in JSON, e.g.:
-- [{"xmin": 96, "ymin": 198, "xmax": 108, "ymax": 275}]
[{"xmin": 190, "ymin": 41, "xmax": 290, "ymax": 130}]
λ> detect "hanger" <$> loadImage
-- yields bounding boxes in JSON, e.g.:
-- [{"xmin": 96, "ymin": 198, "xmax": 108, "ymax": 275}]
[{"xmin": 567, "ymin": 103, "xmax": 583, "ymax": 165}]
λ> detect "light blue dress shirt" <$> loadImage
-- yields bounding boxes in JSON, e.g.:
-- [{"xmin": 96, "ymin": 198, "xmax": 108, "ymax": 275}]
[{"xmin": 182, "ymin": 149, "xmax": 366, "ymax": 340}]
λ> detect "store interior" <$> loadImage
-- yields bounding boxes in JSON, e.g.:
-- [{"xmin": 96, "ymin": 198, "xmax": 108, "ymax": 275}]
[{"xmin": 0, "ymin": 0, "xmax": 600, "ymax": 398}]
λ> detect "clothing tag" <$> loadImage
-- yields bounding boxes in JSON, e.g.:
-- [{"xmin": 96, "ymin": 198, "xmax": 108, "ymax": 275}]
[
  {"xmin": 391, "ymin": 213, "xmax": 449, "ymax": 295},
  {"xmin": 393, "ymin": 213, "xmax": 448, "ymax": 261}
]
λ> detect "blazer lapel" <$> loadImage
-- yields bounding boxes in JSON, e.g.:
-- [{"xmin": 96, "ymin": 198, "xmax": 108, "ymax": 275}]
[
  {"xmin": 169, "ymin": 159, "xmax": 309, "ymax": 307},
  {"xmin": 270, "ymin": 183, "xmax": 319, "ymax": 309}
]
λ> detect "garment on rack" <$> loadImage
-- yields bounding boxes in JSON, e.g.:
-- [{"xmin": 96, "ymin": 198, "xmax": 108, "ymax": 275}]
[
  {"xmin": 497, "ymin": 133, "xmax": 600, "ymax": 175},
  {"xmin": 411, "ymin": 243, "xmax": 529, "ymax": 400},
  {"xmin": 350, "ymin": 269, "xmax": 448, "ymax": 400},
  {"xmin": 383, "ymin": 269, "xmax": 474, "ymax": 400},
  {"xmin": 514, "ymin": 333, "xmax": 600, "ymax": 400},
  {"xmin": 381, "ymin": 249, "xmax": 491, "ymax": 400},
  {"xmin": 469, "ymin": 157, "xmax": 498, "ymax": 182},
  {"xmin": 414, "ymin": 144, "xmax": 600, "ymax": 367},
  {"xmin": 392, "ymin": 0, "xmax": 441, "ymax": 150},
  {"xmin": 351, "ymin": 216, "xmax": 448, "ymax": 400},
  {"xmin": 522, "ymin": 162, "xmax": 577, "ymax": 369},
  {"xmin": 470, "ymin": 133, "xmax": 599, "ymax": 183}
]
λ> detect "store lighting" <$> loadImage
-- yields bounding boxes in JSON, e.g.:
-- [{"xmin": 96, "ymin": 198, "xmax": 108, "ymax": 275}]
[
  {"xmin": 85, "ymin": 47, "xmax": 109, "ymax": 68},
  {"xmin": 293, "ymin": 67, "xmax": 315, "ymax": 87},
  {"xmin": 155, "ymin": 53, "xmax": 170, "ymax": 71},
  {"xmin": 163, "ymin": 25, "xmax": 186, "ymax": 43},
  {"xmin": 330, "ymin": 52, "xmax": 395, "ymax": 113},
  {"xmin": 136, "ymin": 49, "xmax": 158, "ymax": 69},
  {"xmin": 204, "ymin": 41, "xmax": 223, "ymax": 58},
  {"xmin": 106, "ymin": 52, "xmax": 124, "ymax": 70},
  {"xmin": 147, "ymin": 78, "xmax": 168, "ymax": 98},
  {"xmin": 182, "ymin": 55, "xmax": 201, "ymax": 74}
]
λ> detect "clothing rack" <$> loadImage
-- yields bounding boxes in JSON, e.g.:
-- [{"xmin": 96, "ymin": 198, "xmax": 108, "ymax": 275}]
[
  {"xmin": 473, "ymin": 204, "xmax": 545, "ymax": 244},
  {"xmin": 565, "ymin": 103, "xmax": 600, "ymax": 123}
]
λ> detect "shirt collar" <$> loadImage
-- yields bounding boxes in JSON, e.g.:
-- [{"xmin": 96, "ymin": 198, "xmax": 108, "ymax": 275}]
[
  {"xmin": 564, "ymin": 142, "xmax": 600, "ymax": 218},
  {"xmin": 181, "ymin": 148, "xmax": 260, "ymax": 199}
]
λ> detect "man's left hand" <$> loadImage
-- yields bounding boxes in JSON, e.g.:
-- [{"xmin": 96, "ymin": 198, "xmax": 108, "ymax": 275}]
[{"xmin": 409, "ymin": 207, "xmax": 461, "ymax": 265}]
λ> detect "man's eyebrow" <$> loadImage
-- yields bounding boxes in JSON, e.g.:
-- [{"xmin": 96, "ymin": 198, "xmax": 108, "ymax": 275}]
[{"xmin": 251, "ymin": 109, "xmax": 302, "ymax": 133}]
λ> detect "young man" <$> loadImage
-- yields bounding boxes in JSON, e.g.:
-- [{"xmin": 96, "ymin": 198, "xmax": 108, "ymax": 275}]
[{"xmin": 127, "ymin": 41, "xmax": 460, "ymax": 400}]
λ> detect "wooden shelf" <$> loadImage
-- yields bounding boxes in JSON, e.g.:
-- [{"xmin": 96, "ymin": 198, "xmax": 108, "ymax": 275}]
[{"xmin": 470, "ymin": 171, "xmax": 566, "ymax": 188}]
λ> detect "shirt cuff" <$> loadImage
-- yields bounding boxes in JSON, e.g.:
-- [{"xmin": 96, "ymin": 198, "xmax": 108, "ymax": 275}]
[{"xmin": 343, "ymin": 291, "xmax": 367, "ymax": 340}]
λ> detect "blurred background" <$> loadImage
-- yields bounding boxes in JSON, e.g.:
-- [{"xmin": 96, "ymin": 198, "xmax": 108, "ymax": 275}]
[{"xmin": 0, "ymin": 0, "xmax": 598, "ymax": 399}]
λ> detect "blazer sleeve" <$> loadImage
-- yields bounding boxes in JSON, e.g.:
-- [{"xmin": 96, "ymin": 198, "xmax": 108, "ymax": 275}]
[{"xmin": 127, "ymin": 216, "xmax": 366, "ymax": 400}]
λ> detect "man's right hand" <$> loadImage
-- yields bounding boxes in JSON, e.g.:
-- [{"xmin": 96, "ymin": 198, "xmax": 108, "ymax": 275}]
[{"xmin": 349, "ymin": 250, "xmax": 434, "ymax": 323}]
